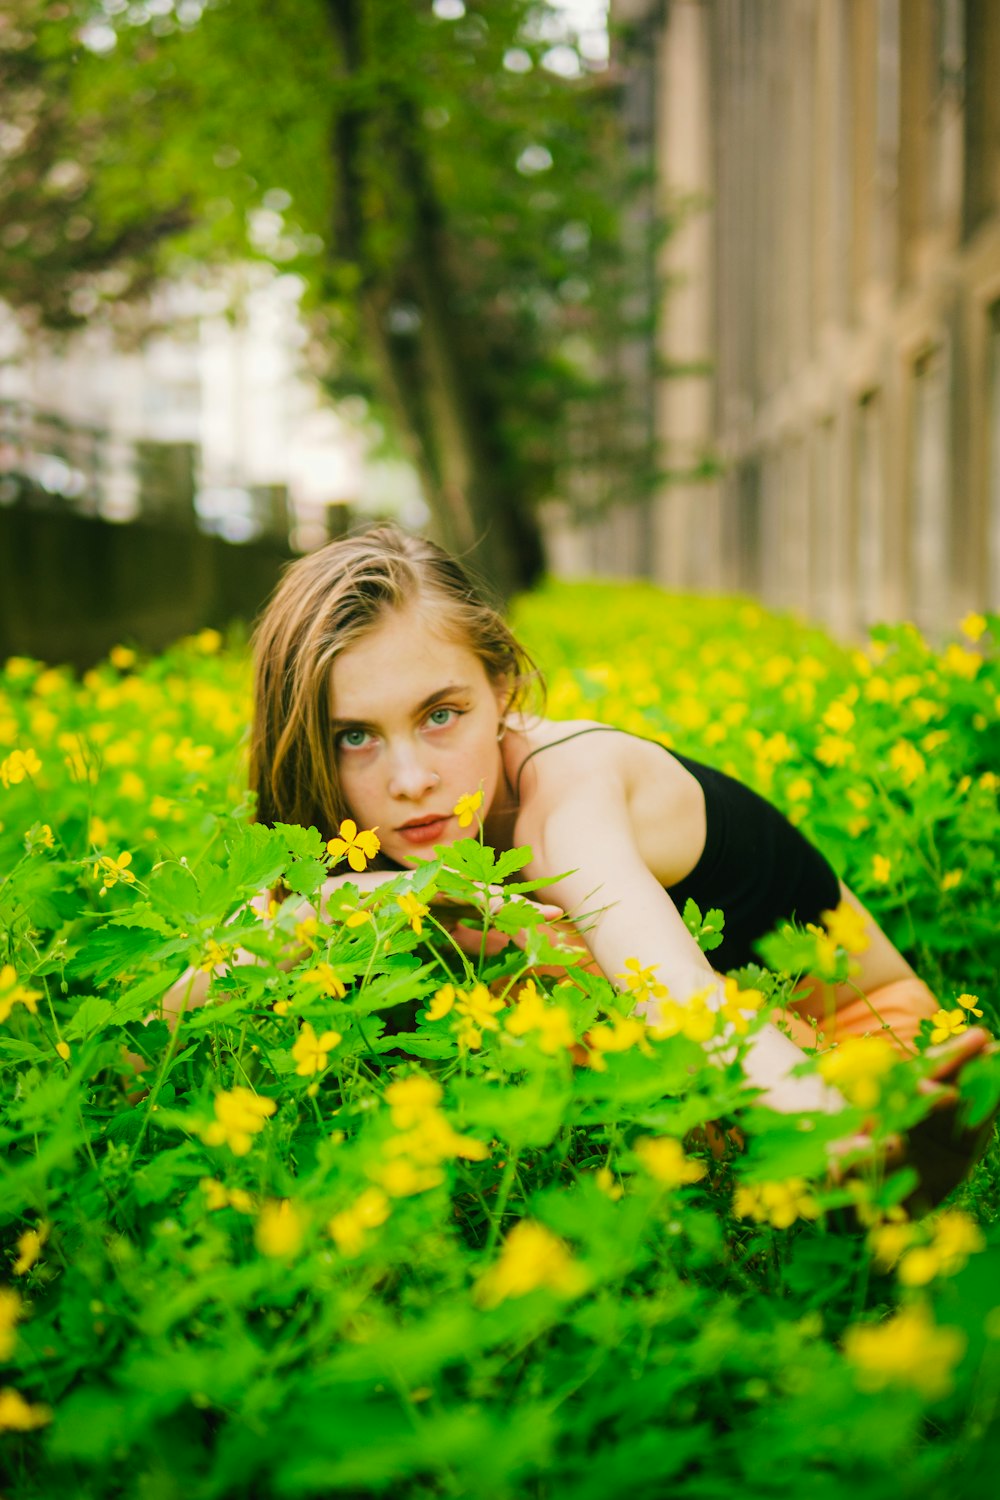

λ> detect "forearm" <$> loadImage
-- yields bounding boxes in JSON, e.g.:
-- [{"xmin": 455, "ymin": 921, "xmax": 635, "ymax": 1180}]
[{"xmin": 577, "ymin": 879, "xmax": 842, "ymax": 1112}]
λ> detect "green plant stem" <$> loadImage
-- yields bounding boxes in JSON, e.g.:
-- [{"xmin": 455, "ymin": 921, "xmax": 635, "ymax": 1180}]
[
  {"xmin": 485, "ymin": 1149, "xmax": 520, "ymax": 1256},
  {"xmin": 123, "ymin": 967, "xmax": 198, "ymax": 1169}
]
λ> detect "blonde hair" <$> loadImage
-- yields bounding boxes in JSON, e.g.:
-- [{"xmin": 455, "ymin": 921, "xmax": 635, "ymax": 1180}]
[{"xmin": 250, "ymin": 524, "xmax": 542, "ymax": 840}]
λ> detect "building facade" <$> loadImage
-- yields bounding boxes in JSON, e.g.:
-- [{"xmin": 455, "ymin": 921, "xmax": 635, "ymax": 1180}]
[{"xmin": 555, "ymin": 0, "xmax": 1000, "ymax": 638}]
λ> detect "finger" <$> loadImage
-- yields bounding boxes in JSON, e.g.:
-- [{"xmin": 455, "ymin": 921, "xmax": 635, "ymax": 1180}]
[
  {"xmin": 916, "ymin": 1078, "xmax": 960, "ymax": 1113},
  {"xmin": 925, "ymin": 1026, "xmax": 993, "ymax": 1082}
]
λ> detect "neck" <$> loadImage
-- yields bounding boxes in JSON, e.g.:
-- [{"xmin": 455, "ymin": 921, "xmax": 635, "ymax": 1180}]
[{"xmin": 481, "ymin": 730, "xmax": 523, "ymax": 851}]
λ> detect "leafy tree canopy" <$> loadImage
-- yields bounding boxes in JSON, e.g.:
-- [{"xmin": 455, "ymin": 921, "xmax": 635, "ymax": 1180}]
[{"xmin": 0, "ymin": 0, "xmax": 648, "ymax": 592}]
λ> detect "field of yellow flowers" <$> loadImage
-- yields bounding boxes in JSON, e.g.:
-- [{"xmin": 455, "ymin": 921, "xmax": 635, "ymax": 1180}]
[{"xmin": 1, "ymin": 585, "xmax": 999, "ymax": 1499}]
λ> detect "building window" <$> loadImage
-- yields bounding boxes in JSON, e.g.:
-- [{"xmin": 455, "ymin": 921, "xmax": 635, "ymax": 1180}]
[
  {"xmin": 855, "ymin": 392, "xmax": 884, "ymax": 628},
  {"xmin": 910, "ymin": 345, "xmax": 950, "ymax": 627}
]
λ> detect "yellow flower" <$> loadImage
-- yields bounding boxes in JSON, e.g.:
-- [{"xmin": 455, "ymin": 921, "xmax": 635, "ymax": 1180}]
[
  {"xmin": 396, "ymin": 892, "xmax": 430, "ymax": 936},
  {"xmin": 868, "ymin": 1220, "xmax": 915, "ymax": 1270},
  {"xmin": 818, "ymin": 1036, "xmax": 897, "ymax": 1109},
  {"xmin": 293, "ymin": 916, "xmax": 319, "ymax": 949},
  {"xmin": 385, "ymin": 1073, "xmax": 443, "ymax": 1127},
  {"xmin": 0, "ymin": 965, "xmax": 42, "ymax": 1024},
  {"xmin": 12, "ymin": 1223, "xmax": 48, "ymax": 1276},
  {"xmin": 453, "ymin": 789, "xmax": 484, "ymax": 829},
  {"xmin": 889, "ymin": 741, "xmax": 925, "ymax": 787},
  {"xmin": 960, "ymin": 612, "xmax": 987, "ymax": 642},
  {"xmin": 0, "ymin": 1387, "xmax": 52, "ymax": 1431},
  {"xmin": 198, "ymin": 939, "xmax": 232, "ymax": 973},
  {"xmin": 195, "ymin": 628, "xmax": 223, "ymax": 654},
  {"xmin": 0, "ymin": 1288, "xmax": 22, "ymax": 1360},
  {"xmin": 443, "ymin": 982, "xmax": 505, "ymax": 1049},
  {"xmin": 942, "ymin": 643, "xmax": 980, "ymax": 679},
  {"xmin": 425, "ymin": 984, "xmax": 457, "ymax": 1022},
  {"xmin": 786, "ymin": 777, "xmax": 813, "ymax": 802},
  {"xmin": 88, "ymin": 815, "xmax": 109, "ymax": 848},
  {"xmin": 255, "ymin": 1199, "xmax": 307, "ymax": 1259},
  {"xmin": 821, "ymin": 900, "xmax": 870, "ymax": 955},
  {"xmin": 327, "ymin": 819, "xmax": 380, "ymax": 873},
  {"xmin": 385, "ymin": 1110, "xmax": 489, "ymax": 1167},
  {"xmin": 476, "ymin": 1221, "xmax": 586, "ymax": 1306},
  {"xmin": 816, "ymin": 736, "xmax": 854, "ymax": 768},
  {"xmin": 941, "ymin": 870, "xmax": 962, "ymax": 891},
  {"xmin": 802, "ymin": 922, "xmax": 839, "ymax": 976},
  {"xmin": 301, "ymin": 962, "xmax": 347, "ymax": 999},
  {"xmin": 733, "ymin": 1179, "xmax": 820, "ymax": 1230},
  {"xmin": 329, "ymin": 1187, "xmax": 391, "ymax": 1256},
  {"xmin": 109, "ymin": 644, "xmax": 136, "ymax": 670},
  {"xmin": 844, "ymin": 1303, "xmax": 965, "ymax": 1398},
  {"xmin": 929, "ymin": 1009, "xmax": 967, "ymax": 1045},
  {"xmin": 871, "ymin": 855, "xmax": 891, "ymax": 884},
  {"xmin": 587, "ymin": 1010, "xmax": 654, "ymax": 1070},
  {"xmin": 504, "ymin": 979, "xmax": 576, "ymax": 1054},
  {"xmin": 33, "ymin": 824, "xmax": 55, "ymax": 850},
  {"xmin": 291, "ymin": 1021, "xmax": 342, "ymax": 1077},
  {"xmin": 955, "ymin": 993, "xmax": 983, "ymax": 1018},
  {"xmin": 93, "ymin": 849, "xmax": 136, "ymax": 897},
  {"xmin": 634, "ymin": 1136, "xmax": 706, "ymax": 1189},
  {"xmin": 55, "ymin": 1040, "xmax": 70, "ymax": 1062},
  {"xmin": 0, "ymin": 748, "xmax": 41, "ymax": 789},
  {"xmin": 930, "ymin": 1210, "xmax": 985, "ymax": 1274},
  {"xmin": 595, "ymin": 1166, "xmax": 623, "ymax": 1201},
  {"xmin": 377, "ymin": 1159, "xmax": 444, "ymax": 1197},
  {"xmin": 119, "ymin": 771, "xmax": 146, "ymax": 801},
  {"xmin": 647, "ymin": 988, "xmax": 717, "ymax": 1045},
  {"xmin": 895, "ymin": 1246, "xmax": 942, "ymax": 1287},
  {"xmin": 720, "ymin": 978, "xmax": 765, "ymax": 1035},
  {"xmin": 617, "ymin": 957, "xmax": 668, "ymax": 1004},
  {"xmin": 199, "ymin": 1178, "xmax": 230, "ymax": 1212},
  {"xmin": 201, "ymin": 1087, "xmax": 277, "ymax": 1156},
  {"xmin": 823, "ymin": 701, "xmax": 856, "ymax": 735}
]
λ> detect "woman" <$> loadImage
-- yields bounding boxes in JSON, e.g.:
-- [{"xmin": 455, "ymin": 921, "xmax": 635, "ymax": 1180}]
[{"xmin": 168, "ymin": 525, "xmax": 992, "ymax": 1201}]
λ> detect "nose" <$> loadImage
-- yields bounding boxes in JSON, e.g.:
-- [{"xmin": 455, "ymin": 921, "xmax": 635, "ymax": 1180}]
[{"xmin": 387, "ymin": 741, "xmax": 439, "ymax": 801}]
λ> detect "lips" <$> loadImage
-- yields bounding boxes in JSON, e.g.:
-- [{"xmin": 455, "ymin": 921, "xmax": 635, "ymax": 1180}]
[{"xmin": 396, "ymin": 815, "xmax": 451, "ymax": 846}]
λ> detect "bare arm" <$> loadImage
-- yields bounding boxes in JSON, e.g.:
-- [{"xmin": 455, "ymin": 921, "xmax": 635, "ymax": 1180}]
[
  {"xmin": 524, "ymin": 774, "xmax": 844, "ymax": 1115},
  {"xmin": 156, "ymin": 868, "xmax": 403, "ymax": 1028}
]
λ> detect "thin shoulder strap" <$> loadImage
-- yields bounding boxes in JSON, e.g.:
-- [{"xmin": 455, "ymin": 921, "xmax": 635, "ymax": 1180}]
[{"xmin": 514, "ymin": 725, "xmax": 624, "ymax": 801}]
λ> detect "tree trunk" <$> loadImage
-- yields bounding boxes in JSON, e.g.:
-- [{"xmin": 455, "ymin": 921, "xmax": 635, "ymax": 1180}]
[{"xmin": 325, "ymin": 0, "xmax": 545, "ymax": 598}]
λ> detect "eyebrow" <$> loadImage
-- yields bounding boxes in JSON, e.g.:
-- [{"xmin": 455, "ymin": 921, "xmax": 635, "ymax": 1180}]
[{"xmin": 330, "ymin": 683, "xmax": 472, "ymax": 729}]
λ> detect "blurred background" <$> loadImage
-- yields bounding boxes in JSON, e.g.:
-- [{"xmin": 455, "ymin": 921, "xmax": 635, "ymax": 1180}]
[{"xmin": 1, "ymin": 0, "xmax": 998, "ymax": 663}]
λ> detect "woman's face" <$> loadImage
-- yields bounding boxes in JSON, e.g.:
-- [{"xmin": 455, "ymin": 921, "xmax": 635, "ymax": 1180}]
[{"xmin": 328, "ymin": 604, "xmax": 508, "ymax": 867}]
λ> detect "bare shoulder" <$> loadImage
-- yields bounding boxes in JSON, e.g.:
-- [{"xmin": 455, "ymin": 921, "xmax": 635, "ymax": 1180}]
[
  {"xmin": 507, "ymin": 717, "xmax": 627, "ymax": 821},
  {"xmin": 506, "ymin": 717, "xmax": 706, "ymax": 887}
]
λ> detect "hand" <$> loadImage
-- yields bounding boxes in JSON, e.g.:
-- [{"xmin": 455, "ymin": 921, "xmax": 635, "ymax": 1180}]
[
  {"xmin": 902, "ymin": 1025, "xmax": 997, "ymax": 1214},
  {"xmin": 431, "ymin": 890, "xmax": 563, "ymax": 958}
]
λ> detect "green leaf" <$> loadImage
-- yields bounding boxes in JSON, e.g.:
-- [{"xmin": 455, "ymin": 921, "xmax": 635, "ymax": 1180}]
[{"xmin": 451, "ymin": 1072, "xmax": 571, "ymax": 1148}]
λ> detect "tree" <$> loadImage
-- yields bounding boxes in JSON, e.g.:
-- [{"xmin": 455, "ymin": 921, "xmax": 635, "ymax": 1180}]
[{"xmin": 0, "ymin": 0, "xmax": 644, "ymax": 595}]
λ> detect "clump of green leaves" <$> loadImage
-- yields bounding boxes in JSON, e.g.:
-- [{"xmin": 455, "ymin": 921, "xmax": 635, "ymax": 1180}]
[{"xmin": 1, "ymin": 601, "xmax": 1000, "ymax": 1498}]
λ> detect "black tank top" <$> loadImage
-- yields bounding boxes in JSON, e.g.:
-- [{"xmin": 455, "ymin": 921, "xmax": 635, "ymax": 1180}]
[{"xmin": 515, "ymin": 726, "xmax": 840, "ymax": 972}]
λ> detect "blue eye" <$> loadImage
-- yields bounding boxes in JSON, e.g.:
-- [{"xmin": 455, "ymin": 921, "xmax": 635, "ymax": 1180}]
[{"xmin": 338, "ymin": 728, "xmax": 373, "ymax": 751}]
